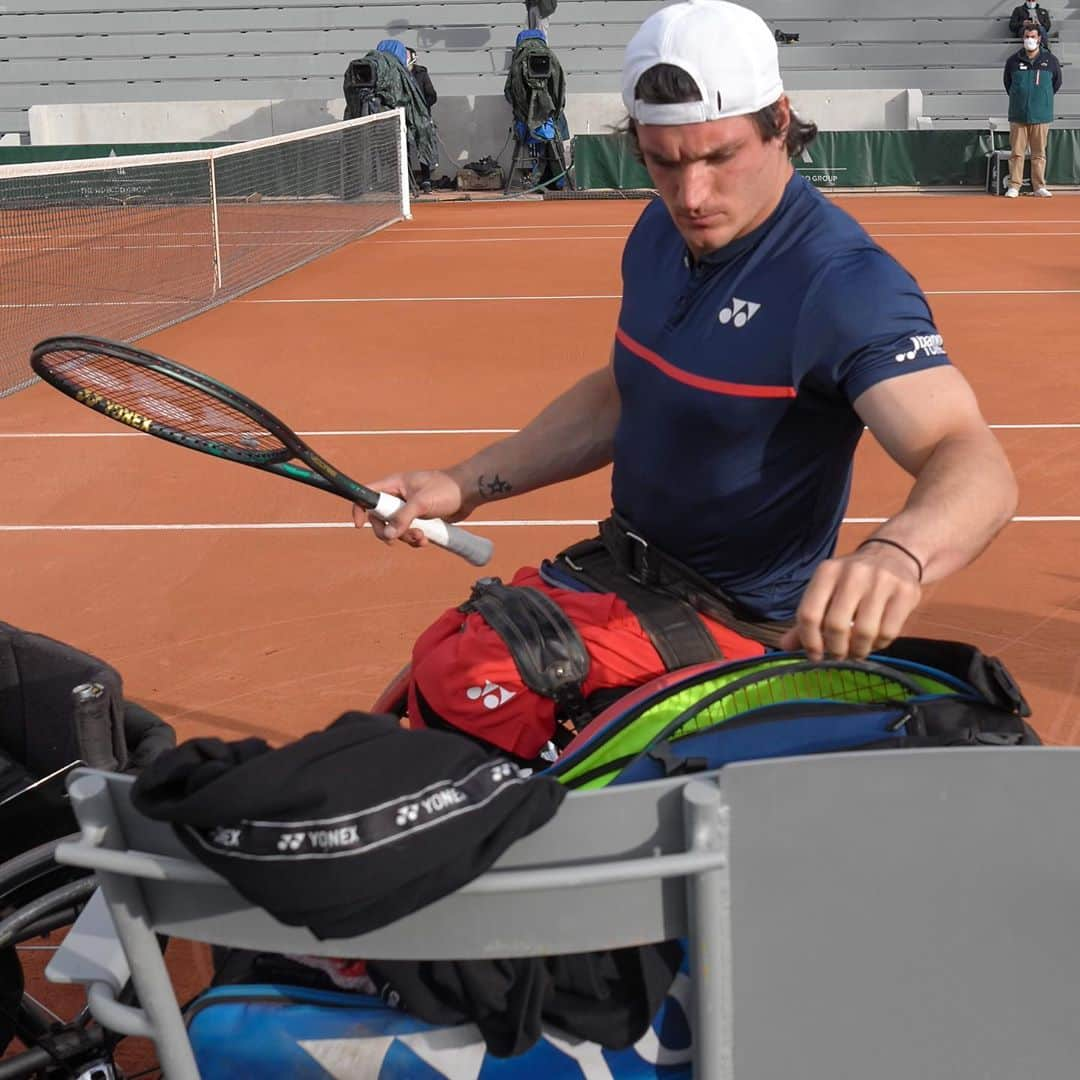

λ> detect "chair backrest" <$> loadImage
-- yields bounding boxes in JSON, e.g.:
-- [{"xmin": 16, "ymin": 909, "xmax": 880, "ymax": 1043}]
[
  {"xmin": 52, "ymin": 765, "xmax": 731, "ymax": 1078},
  {"xmin": 62, "ymin": 766, "xmax": 721, "ymax": 960},
  {"xmin": 723, "ymin": 746, "xmax": 1080, "ymax": 1080},
  {"xmin": 50, "ymin": 747, "xmax": 1080, "ymax": 1080}
]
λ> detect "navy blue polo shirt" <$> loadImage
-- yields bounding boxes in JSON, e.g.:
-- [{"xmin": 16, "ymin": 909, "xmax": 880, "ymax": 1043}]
[{"xmin": 611, "ymin": 173, "xmax": 951, "ymax": 621}]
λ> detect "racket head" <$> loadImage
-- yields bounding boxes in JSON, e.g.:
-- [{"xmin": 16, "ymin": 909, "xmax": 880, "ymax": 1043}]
[{"xmin": 30, "ymin": 335, "xmax": 295, "ymax": 467}]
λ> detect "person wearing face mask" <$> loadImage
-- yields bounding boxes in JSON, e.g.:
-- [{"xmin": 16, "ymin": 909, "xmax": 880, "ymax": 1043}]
[
  {"xmin": 1003, "ymin": 21, "xmax": 1062, "ymax": 197},
  {"xmin": 1008, "ymin": 2, "xmax": 1051, "ymax": 47}
]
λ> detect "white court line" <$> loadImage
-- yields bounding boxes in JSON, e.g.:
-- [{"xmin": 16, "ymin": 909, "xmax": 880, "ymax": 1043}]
[
  {"xmin": 0, "ymin": 424, "xmax": 1076, "ymax": 440},
  {"xmin": 5, "ymin": 289, "xmax": 1078, "ymax": 311},
  {"xmin": 10, "ymin": 221, "xmax": 1061, "ymax": 242},
  {"xmin": 238, "ymin": 289, "xmax": 1080, "ymax": 303},
  {"xmin": 6, "ymin": 230, "xmax": 1071, "ymax": 250},
  {"xmin": 372, "ymin": 236, "xmax": 625, "ymax": 244},
  {"xmin": 403, "ymin": 224, "xmax": 631, "ymax": 232},
  {"xmin": 870, "ymin": 231, "xmax": 1080, "ymax": 238},
  {"xmin": 243, "ymin": 294, "xmax": 623, "ymax": 304},
  {"xmin": 0, "ymin": 516, "xmax": 1077, "ymax": 534},
  {"xmin": 860, "ymin": 219, "xmax": 1080, "ymax": 225},
  {"xmin": 400, "ymin": 220, "xmax": 1080, "ymax": 231},
  {"xmin": 371, "ymin": 231, "xmax": 1080, "ymax": 245}
]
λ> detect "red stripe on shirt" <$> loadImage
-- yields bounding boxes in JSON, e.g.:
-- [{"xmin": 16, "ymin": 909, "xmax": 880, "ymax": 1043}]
[{"xmin": 615, "ymin": 326, "xmax": 797, "ymax": 399}]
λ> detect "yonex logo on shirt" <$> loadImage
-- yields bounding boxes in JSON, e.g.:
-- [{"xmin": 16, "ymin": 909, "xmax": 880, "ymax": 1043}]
[
  {"xmin": 718, "ymin": 298, "xmax": 762, "ymax": 328},
  {"xmin": 895, "ymin": 334, "xmax": 946, "ymax": 362}
]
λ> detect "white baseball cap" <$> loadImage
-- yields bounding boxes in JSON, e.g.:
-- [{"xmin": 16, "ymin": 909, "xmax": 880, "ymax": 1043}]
[{"xmin": 622, "ymin": 0, "xmax": 784, "ymax": 125}]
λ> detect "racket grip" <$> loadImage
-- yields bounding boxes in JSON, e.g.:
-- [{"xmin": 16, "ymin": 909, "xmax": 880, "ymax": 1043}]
[{"xmin": 372, "ymin": 492, "xmax": 494, "ymax": 567}]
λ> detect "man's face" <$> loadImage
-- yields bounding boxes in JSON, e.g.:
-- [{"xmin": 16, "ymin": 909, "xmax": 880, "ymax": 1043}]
[
  {"xmin": 1024, "ymin": 30, "xmax": 1040, "ymax": 50},
  {"xmin": 636, "ymin": 109, "xmax": 791, "ymax": 259}
]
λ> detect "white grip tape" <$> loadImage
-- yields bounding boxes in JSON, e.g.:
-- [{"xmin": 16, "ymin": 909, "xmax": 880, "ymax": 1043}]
[{"xmin": 371, "ymin": 491, "xmax": 492, "ymax": 566}]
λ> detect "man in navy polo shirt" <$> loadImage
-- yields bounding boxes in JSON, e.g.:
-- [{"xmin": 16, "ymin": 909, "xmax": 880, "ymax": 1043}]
[{"xmin": 357, "ymin": 0, "xmax": 1017, "ymax": 663}]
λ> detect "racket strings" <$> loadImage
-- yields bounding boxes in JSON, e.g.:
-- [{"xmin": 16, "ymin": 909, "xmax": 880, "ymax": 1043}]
[
  {"xmin": 672, "ymin": 666, "xmax": 917, "ymax": 739},
  {"xmin": 41, "ymin": 348, "xmax": 285, "ymax": 456}
]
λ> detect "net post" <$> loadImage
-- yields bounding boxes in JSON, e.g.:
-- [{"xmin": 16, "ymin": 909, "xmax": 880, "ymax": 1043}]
[
  {"xmin": 396, "ymin": 107, "xmax": 412, "ymax": 220},
  {"xmin": 208, "ymin": 156, "xmax": 223, "ymax": 292}
]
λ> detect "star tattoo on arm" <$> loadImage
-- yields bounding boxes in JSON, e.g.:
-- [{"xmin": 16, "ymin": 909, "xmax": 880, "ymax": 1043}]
[{"xmin": 478, "ymin": 474, "xmax": 513, "ymax": 498}]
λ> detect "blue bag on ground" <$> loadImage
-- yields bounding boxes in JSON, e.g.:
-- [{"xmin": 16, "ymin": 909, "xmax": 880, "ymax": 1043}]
[{"xmin": 187, "ymin": 979, "xmax": 693, "ymax": 1079}]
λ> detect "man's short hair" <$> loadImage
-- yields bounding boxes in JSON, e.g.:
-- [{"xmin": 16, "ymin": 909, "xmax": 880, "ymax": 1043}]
[
  {"xmin": 624, "ymin": 63, "xmax": 818, "ymax": 159},
  {"xmin": 1022, "ymin": 19, "xmax": 1041, "ymax": 32}
]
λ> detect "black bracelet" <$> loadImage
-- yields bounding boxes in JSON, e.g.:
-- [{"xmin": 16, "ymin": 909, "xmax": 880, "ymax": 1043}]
[{"xmin": 856, "ymin": 537, "xmax": 924, "ymax": 582}]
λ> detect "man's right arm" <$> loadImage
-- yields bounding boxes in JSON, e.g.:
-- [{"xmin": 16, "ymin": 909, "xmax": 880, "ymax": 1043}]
[{"xmin": 357, "ymin": 356, "xmax": 620, "ymax": 544}]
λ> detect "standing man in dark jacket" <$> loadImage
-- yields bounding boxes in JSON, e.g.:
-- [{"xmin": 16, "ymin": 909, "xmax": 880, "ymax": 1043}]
[
  {"xmin": 1004, "ymin": 21, "xmax": 1063, "ymax": 197},
  {"xmin": 1009, "ymin": 2, "xmax": 1051, "ymax": 46},
  {"xmin": 406, "ymin": 48, "xmax": 438, "ymax": 111},
  {"xmin": 526, "ymin": 0, "xmax": 557, "ymax": 37}
]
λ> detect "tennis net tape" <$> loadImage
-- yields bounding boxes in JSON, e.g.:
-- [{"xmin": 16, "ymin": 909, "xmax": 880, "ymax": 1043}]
[{"xmin": 0, "ymin": 110, "xmax": 409, "ymax": 398}]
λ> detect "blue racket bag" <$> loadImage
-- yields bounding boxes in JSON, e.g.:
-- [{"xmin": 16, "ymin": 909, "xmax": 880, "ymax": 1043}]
[
  {"xmin": 187, "ymin": 974, "xmax": 693, "ymax": 1079},
  {"xmin": 546, "ymin": 639, "xmax": 1037, "ymax": 790}
]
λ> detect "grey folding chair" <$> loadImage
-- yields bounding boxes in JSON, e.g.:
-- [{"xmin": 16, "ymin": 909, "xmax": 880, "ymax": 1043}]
[
  {"xmin": 47, "ymin": 767, "xmax": 732, "ymax": 1079},
  {"xmin": 48, "ymin": 748, "xmax": 1080, "ymax": 1080}
]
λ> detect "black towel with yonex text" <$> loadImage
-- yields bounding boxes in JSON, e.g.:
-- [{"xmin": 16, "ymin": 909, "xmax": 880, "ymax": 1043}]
[{"xmin": 131, "ymin": 711, "xmax": 565, "ymax": 938}]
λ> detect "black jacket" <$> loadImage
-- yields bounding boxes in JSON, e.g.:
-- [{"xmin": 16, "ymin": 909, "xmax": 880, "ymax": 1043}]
[
  {"xmin": 132, "ymin": 711, "xmax": 565, "ymax": 939},
  {"xmin": 411, "ymin": 63, "xmax": 437, "ymax": 110},
  {"xmin": 527, "ymin": 0, "xmax": 559, "ymax": 18},
  {"xmin": 1009, "ymin": 4, "xmax": 1051, "ymax": 36}
]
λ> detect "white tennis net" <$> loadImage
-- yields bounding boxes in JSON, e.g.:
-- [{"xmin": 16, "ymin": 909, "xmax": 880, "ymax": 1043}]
[{"xmin": 0, "ymin": 110, "xmax": 409, "ymax": 398}]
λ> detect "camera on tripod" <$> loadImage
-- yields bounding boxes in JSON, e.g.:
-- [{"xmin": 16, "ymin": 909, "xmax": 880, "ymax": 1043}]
[
  {"xmin": 525, "ymin": 52, "xmax": 552, "ymax": 84},
  {"xmin": 774, "ymin": 29, "xmax": 800, "ymax": 44}
]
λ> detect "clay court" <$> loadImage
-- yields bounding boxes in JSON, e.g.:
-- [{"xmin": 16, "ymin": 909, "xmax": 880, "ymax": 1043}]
[
  {"xmin": 3, "ymin": 190, "xmax": 1080, "ymax": 1074},
  {"xmin": 2, "ymin": 192, "xmax": 1078, "ymax": 746}
]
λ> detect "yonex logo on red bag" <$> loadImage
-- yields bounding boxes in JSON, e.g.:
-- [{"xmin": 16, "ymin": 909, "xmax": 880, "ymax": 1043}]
[{"xmin": 466, "ymin": 680, "xmax": 516, "ymax": 709}]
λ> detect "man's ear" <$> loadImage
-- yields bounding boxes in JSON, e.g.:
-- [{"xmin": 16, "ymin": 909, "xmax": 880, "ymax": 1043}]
[{"xmin": 773, "ymin": 95, "xmax": 792, "ymax": 144}]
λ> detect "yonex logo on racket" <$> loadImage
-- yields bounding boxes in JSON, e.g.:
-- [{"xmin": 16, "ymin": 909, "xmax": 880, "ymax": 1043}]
[
  {"xmin": 718, "ymin": 298, "xmax": 762, "ymax": 328},
  {"xmin": 75, "ymin": 388, "xmax": 153, "ymax": 432}
]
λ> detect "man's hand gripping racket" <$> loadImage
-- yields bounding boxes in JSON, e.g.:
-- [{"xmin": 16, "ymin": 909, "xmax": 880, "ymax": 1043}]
[{"xmin": 30, "ymin": 336, "xmax": 494, "ymax": 567}]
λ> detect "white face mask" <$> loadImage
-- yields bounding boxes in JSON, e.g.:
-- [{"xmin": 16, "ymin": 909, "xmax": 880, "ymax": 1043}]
[
  {"xmin": 1024, "ymin": 36, "xmax": 1040, "ymax": 51},
  {"xmin": 1026, "ymin": 2, "xmax": 1036, "ymax": 8}
]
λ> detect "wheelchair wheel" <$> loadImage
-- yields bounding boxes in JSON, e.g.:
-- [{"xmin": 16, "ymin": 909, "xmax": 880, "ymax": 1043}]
[
  {"xmin": 0, "ymin": 837, "xmax": 123, "ymax": 1079},
  {"xmin": 370, "ymin": 663, "xmax": 411, "ymax": 719}
]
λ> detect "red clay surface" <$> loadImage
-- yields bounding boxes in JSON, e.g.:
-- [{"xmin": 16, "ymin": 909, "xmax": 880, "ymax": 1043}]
[{"xmin": 2, "ymin": 191, "xmax": 1079, "ymax": 1072}]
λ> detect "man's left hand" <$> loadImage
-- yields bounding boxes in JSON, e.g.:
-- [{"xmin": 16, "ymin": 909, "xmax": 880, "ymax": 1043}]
[{"xmin": 779, "ymin": 544, "xmax": 923, "ymax": 660}]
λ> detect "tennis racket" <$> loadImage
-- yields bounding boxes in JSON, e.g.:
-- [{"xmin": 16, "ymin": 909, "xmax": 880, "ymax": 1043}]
[{"xmin": 30, "ymin": 336, "xmax": 494, "ymax": 567}]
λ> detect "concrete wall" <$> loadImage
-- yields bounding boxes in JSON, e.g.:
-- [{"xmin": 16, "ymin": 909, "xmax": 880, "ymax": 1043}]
[{"xmin": 29, "ymin": 88, "xmax": 925, "ymax": 176}]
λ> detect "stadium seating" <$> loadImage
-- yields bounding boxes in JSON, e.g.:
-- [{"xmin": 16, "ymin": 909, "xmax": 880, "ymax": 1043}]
[{"xmin": 0, "ymin": 2, "xmax": 1075, "ymax": 141}]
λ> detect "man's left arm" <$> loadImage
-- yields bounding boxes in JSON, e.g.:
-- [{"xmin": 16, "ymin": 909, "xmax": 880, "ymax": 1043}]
[
  {"xmin": 782, "ymin": 366, "xmax": 1017, "ymax": 661},
  {"xmin": 1052, "ymin": 54, "xmax": 1062, "ymax": 93}
]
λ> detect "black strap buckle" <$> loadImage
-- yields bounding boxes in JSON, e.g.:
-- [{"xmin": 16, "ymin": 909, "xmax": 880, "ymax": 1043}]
[
  {"xmin": 624, "ymin": 530, "xmax": 657, "ymax": 586},
  {"xmin": 986, "ymin": 656, "xmax": 1032, "ymax": 717}
]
